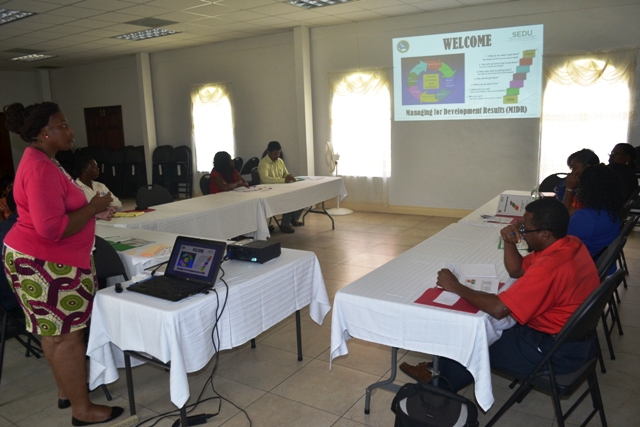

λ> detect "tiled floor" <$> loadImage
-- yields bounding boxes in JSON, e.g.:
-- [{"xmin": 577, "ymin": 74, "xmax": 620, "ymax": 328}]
[{"xmin": 1, "ymin": 209, "xmax": 639, "ymax": 426}]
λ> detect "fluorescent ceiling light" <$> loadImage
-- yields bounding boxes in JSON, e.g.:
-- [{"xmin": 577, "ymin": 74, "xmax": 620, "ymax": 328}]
[
  {"xmin": 10, "ymin": 54, "xmax": 56, "ymax": 62},
  {"xmin": 114, "ymin": 28, "xmax": 179, "ymax": 41},
  {"xmin": 0, "ymin": 8, "xmax": 35, "ymax": 25},
  {"xmin": 288, "ymin": 0, "xmax": 359, "ymax": 9}
]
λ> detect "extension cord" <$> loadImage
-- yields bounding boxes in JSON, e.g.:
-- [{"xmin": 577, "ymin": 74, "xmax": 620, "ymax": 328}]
[
  {"xmin": 171, "ymin": 413, "xmax": 210, "ymax": 427},
  {"xmin": 108, "ymin": 415, "xmax": 139, "ymax": 427}
]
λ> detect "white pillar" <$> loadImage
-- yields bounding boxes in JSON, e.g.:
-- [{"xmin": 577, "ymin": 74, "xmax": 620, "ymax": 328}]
[
  {"xmin": 136, "ymin": 52, "xmax": 157, "ymax": 185},
  {"xmin": 293, "ymin": 26, "xmax": 315, "ymax": 176}
]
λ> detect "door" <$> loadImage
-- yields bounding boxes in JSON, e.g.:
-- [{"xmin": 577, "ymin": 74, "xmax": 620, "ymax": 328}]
[
  {"xmin": 0, "ymin": 113, "xmax": 15, "ymax": 177},
  {"xmin": 84, "ymin": 106, "xmax": 125, "ymax": 150}
]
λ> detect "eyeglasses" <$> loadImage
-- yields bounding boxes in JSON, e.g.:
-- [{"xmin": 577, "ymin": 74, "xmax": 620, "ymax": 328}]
[{"xmin": 518, "ymin": 222, "xmax": 548, "ymax": 235}]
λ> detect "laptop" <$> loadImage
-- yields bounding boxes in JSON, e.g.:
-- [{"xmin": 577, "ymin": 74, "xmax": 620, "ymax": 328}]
[{"xmin": 127, "ymin": 235, "xmax": 227, "ymax": 302}]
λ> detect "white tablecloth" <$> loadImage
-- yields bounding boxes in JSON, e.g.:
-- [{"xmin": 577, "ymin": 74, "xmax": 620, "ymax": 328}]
[
  {"xmin": 330, "ymin": 223, "xmax": 517, "ymax": 411},
  {"xmin": 88, "ymin": 247, "xmax": 331, "ymax": 408},
  {"xmin": 101, "ymin": 195, "xmax": 270, "ymax": 240},
  {"xmin": 100, "ymin": 177, "xmax": 347, "ymax": 240}
]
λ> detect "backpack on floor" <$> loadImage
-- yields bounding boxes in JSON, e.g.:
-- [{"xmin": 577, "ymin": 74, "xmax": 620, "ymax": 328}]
[{"xmin": 391, "ymin": 377, "xmax": 479, "ymax": 427}]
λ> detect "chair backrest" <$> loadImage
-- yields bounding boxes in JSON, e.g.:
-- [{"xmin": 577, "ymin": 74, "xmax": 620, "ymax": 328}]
[
  {"xmin": 557, "ymin": 269, "xmax": 625, "ymax": 344},
  {"xmin": 93, "ymin": 236, "xmax": 129, "ymax": 288},
  {"xmin": 200, "ymin": 174, "xmax": 211, "ymax": 195},
  {"xmin": 233, "ymin": 157, "xmax": 243, "ymax": 173},
  {"xmin": 241, "ymin": 157, "xmax": 259, "ymax": 175},
  {"xmin": 538, "ymin": 173, "xmax": 567, "ymax": 193},
  {"xmin": 620, "ymin": 215, "xmax": 638, "ymax": 239},
  {"xmin": 136, "ymin": 184, "xmax": 174, "ymax": 209},
  {"xmin": 250, "ymin": 167, "xmax": 260, "ymax": 186},
  {"xmin": 594, "ymin": 235, "xmax": 626, "ymax": 282}
]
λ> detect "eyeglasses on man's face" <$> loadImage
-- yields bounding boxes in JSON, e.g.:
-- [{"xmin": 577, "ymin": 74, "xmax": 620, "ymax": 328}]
[{"xmin": 518, "ymin": 222, "xmax": 547, "ymax": 235}]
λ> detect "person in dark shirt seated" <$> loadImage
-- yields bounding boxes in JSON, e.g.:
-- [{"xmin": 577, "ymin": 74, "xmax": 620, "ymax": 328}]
[
  {"xmin": 209, "ymin": 151, "xmax": 248, "ymax": 194},
  {"xmin": 556, "ymin": 149, "xmax": 599, "ymax": 215},
  {"xmin": 0, "ymin": 190, "xmax": 22, "ymax": 318},
  {"xmin": 567, "ymin": 165, "xmax": 625, "ymax": 275},
  {"xmin": 608, "ymin": 143, "xmax": 639, "ymax": 202}
]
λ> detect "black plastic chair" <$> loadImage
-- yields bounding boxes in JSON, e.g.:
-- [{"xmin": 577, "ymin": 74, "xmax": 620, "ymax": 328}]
[
  {"xmin": 93, "ymin": 148, "xmax": 110, "ymax": 184},
  {"xmin": 594, "ymin": 234, "xmax": 627, "ymax": 365},
  {"xmin": 173, "ymin": 145, "xmax": 193, "ymax": 199},
  {"xmin": 122, "ymin": 146, "xmax": 147, "ymax": 198},
  {"xmin": 250, "ymin": 167, "xmax": 260, "ymax": 186},
  {"xmin": 485, "ymin": 269, "xmax": 624, "ymax": 427},
  {"xmin": 104, "ymin": 148, "xmax": 126, "ymax": 198},
  {"xmin": 617, "ymin": 215, "xmax": 639, "ymax": 291},
  {"xmin": 538, "ymin": 172, "xmax": 567, "ymax": 193},
  {"xmin": 94, "ymin": 236, "xmax": 129, "ymax": 290},
  {"xmin": 240, "ymin": 157, "xmax": 259, "ymax": 175},
  {"xmin": 135, "ymin": 184, "xmax": 174, "ymax": 210},
  {"xmin": 55, "ymin": 149, "xmax": 75, "ymax": 176},
  {"xmin": 0, "ymin": 304, "xmax": 42, "ymax": 386},
  {"xmin": 152, "ymin": 145, "xmax": 174, "ymax": 193},
  {"xmin": 233, "ymin": 157, "xmax": 243, "ymax": 174},
  {"xmin": 200, "ymin": 174, "xmax": 211, "ymax": 195}
]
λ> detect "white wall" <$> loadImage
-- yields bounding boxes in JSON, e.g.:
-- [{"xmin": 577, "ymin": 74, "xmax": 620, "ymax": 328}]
[
  {"xmin": 149, "ymin": 32, "xmax": 298, "ymax": 172},
  {"xmin": 0, "ymin": 71, "xmax": 42, "ymax": 169},
  {"xmin": 34, "ymin": 0, "xmax": 640, "ymax": 212},
  {"xmin": 310, "ymin": 0, "xmax": 640, "ymax": 210},
  {"xmin": 49, "ymin": 56, "xmax": 142, "ymax": 148}
]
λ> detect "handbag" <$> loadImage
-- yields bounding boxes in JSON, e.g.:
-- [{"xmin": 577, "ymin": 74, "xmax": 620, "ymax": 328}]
[{"xmin": 391, "ymin": 376, "xmax": 479, "ymax": 427}]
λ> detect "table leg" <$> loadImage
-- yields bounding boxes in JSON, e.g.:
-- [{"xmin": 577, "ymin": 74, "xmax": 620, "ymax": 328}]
[
  {"xmin": 296, "ymin": 310, "xmax": 303, "ymax": 361},
  {"xmin": 251, "ymin": 338, "xmax": 256, "ymax": 349},
  {"xmin": 124, "ymin": 353, "xmax": 136, "ymax": 416},
  {"xmin": 302, "ymin": 201, "xmax": 335, "ymax": 230},
  {"xmin": 364, "ymin": 347, "xmax": 400, "ymax": 414},
  {"xmin": 432, "ymin": 355, "xmax": 440, "ymax": 387}
]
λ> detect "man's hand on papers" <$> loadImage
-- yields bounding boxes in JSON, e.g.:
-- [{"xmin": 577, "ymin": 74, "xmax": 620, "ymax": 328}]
[{"xmin": 436, "ymin": 268, "xmax": 462, "ymax": 293}]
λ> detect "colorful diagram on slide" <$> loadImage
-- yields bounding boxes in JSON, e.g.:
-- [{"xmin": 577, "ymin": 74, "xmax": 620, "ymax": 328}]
[
  {"xmin": 401, "ymin": 53, "xmax": 465, "ymax": 105},
  {"xmin": 503, "ymin": 50, "xmax": 536, "ymax": 104}
]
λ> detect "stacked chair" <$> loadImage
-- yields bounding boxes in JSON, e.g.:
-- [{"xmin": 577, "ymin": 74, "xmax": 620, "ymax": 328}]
[
  {"xmin": 173, "ymin": 145, "xmax": 193, "ymax": 199},
  {"xmin": 122, "ymin": 146, "xmax": 147, "ymax": 198},
  {"xmin": 152, "ymin": 145, "xmax": 175, "ymax": 194}
]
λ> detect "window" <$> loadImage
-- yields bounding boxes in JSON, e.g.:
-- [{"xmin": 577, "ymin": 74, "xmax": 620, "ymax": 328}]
[
  {"xmin": 539, "ymin": 54, "xmax": 635, "ymax": 181},
  {"xmin": 191, "ymin": 84, "xmax": 234, "ymax": 173},
  {"xmin": 330, "ymin": 72, "xmax": 391, "ymax": 178}
]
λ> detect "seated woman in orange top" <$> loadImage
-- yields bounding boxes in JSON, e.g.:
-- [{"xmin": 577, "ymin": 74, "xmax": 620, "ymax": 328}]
[{"xmin": 209, "ymin": 151, "xmax": 248, "ymax": 194}]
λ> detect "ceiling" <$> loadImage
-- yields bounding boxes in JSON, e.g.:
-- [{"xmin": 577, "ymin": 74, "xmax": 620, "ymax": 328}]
[{"xmin": 0, "ymin": 0, "xmax": 511, "ymax": 71}]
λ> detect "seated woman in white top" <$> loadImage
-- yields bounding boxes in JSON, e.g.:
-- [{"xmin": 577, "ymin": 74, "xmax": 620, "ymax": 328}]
[{"xmin": 74, "ymin": 155, "xmax": 122, "ymax": 211}]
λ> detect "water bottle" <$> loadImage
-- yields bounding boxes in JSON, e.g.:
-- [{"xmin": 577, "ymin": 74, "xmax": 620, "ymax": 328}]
[{"xmin": 530, "ymin": 185, "xmax": 540, "ymax": 201}]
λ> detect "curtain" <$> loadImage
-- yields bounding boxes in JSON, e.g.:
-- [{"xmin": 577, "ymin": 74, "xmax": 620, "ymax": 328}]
[
  {"xmin": 538, "ymin": 49, "xmax": 637, "ymax": 181},
  {"xmin": 190, "ymin": 83, "xmax": 234, "ymax": 174},
  {"xmin": 329, "ymin": 71, "xmax": 391, "ymax": 206}
]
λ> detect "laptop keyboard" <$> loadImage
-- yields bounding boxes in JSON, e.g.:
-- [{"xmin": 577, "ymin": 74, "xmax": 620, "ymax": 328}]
[{"xmin": 147, "ymin": 276, "xmax": 206, "ymax": 293}]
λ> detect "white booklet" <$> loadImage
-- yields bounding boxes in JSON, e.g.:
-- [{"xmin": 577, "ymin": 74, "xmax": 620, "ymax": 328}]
[{"xmin": 445, "ymin": 262, "xmax": 500, "ymax": 294}]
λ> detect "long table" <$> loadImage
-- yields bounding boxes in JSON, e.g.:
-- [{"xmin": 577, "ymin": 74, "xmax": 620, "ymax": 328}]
[
  {"xmin": 101, "ymin": 177, "xmax": 347, "ymax": 240},
  {"xmin": 330, "ymin": 195, "xmax": 525, "ymax": 412},
  {"xmin": 88, "ymin": 229, "xmax": 331, "ymax": 410}
]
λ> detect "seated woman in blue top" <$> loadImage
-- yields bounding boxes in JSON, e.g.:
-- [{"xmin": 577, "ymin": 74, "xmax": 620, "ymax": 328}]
[
  {"xmin": 567, "ymin": 164, "xmax": 625, "ymax": 264},
  {"xmin": 554, "ymin": 148, "xmax": 599, "ymax": 202}
]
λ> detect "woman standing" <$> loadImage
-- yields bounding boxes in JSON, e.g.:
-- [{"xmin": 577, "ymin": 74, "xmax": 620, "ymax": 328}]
[{"xmin": 2, "ymin": 102, "xmax": 123, "ymax": 426}]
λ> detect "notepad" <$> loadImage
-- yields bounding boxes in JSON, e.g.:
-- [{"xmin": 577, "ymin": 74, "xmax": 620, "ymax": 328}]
[
  {"xmin": 114, "ymin": 211, "xmax": 145, "ymax": 218},
  {"xmin": 445, "ymin": 262, "xmax": 500, "ymax": 294}
]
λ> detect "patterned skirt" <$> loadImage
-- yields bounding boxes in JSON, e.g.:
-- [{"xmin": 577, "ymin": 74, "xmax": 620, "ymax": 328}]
[{"xmin": 2, "ymin": 245, "xmax": 96, "ymax": 336}]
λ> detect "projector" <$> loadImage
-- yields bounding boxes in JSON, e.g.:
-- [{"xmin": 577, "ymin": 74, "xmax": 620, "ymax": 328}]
[{"xmin": 227, "ymin": 240, "xmax": 281, "ymax": 264}]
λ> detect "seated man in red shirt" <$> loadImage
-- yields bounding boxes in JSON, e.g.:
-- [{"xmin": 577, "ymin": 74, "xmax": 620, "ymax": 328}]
[{"xmin": 402, "ymin": 198, "xmax": 600, "ymax": 391}]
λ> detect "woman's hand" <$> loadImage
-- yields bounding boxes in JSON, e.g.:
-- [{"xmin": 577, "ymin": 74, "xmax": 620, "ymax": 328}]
[
  {"xmin": 566, "ymin": 171, "xmax": 579, "ymax": 190},
  {"xmin": 88, "ymin": 192, "xmax": 113, "ymax": 214},
  {"xmin": 95, "ymin": 206, "xmax": 117, "ymax": 221},
  {"xmin": 284, "ymin": 174, "xmax": 296, "ymax": 183}
]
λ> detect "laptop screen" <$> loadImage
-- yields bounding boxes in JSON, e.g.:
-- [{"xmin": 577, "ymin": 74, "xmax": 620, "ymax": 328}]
[{"xmin": 165, "ymin": 236, "xmax": 226, "ymax": 285}]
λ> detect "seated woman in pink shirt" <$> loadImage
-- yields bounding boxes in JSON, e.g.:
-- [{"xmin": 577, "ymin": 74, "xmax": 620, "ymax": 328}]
[
  {"xmin": 2, "ymin": 102, "xmax": 123, "ymax": 426},
  {"xmin": 209, "ymin": 151, "xmax": 248, "ymax": 194}
]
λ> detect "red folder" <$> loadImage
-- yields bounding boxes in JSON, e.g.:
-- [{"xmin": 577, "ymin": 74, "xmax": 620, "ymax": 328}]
[{"xmin": 415, "ymin": 283, "xmax": 505, "ymax": 314}]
